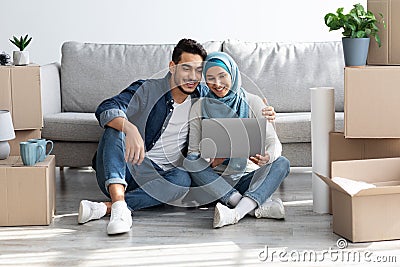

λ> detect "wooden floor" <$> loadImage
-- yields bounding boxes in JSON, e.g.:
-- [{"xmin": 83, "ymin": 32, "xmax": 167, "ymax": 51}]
[{"xmin": 0, "ymin": 167, "xmax": 399, "ymax": 266}]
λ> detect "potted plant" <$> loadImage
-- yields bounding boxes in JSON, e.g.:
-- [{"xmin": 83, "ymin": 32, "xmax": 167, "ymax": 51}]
[
  {"xmin": 324, "ymin": 3, "xmax": 384, "ymax": 66},
  {"xmin": 9, "ymin": 34, "xmax": 32, "ymax": 66}
]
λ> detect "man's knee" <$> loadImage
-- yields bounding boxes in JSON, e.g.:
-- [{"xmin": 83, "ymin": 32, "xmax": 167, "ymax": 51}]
[
  {"xmin": 102, "ymin": 127, "xmax": 124, "ymax": 143},
  {"xmin": 274, "ymin": 156, "xmax": 290, "ymax": 177}
]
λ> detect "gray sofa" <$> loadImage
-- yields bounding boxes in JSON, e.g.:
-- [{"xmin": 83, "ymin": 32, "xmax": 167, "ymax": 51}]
[{"xmin": 40, "ymin": 40, "xmax": 345, "ymax": 168}]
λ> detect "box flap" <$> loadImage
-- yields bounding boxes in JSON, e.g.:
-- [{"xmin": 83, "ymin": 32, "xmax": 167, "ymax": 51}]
[
  {"xmin": 354, "ymin": 185, "xmax": 400, "ymax": 196},
  {"xmin": 314, "ymin": 172, "xmax": 349, "ymax": 195}
]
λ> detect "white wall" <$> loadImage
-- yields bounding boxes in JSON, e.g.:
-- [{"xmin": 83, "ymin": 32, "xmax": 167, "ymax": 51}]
[{"xmin": 1, "ymin": 0, "xmax": 366, "ymax": 65}]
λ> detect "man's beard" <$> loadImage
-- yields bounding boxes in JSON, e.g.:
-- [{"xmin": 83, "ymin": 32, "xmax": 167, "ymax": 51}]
[{"xmin": 177, "ymin": 85, "xmax": 193, "ymax": 95}]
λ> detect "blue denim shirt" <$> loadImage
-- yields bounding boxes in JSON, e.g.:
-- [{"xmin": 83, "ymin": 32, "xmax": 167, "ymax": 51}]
[{"xmin": 95, "ymin": 73, "xmax": 209, "ymax": 151}]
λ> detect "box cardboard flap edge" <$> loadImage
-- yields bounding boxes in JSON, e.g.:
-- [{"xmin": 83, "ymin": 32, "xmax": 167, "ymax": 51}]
[
  {"xmin": 317, "ymin": 157, "xmax": 400, "ymax": 197},
  {"xmin": 315, "ymin": 173, "xmax": 348, "ymax": 195},
  {"xmin": 316, "ymin": 172, "xmax": 400, "ymax": 197}
]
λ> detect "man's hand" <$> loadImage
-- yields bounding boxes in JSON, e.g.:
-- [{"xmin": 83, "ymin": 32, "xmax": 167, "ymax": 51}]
[
  {"xmin": 249, "ymin": 153, "xmax": 270, "ymax": 166},
  {"xmin": 262, "ymin": 98, "xmax": 276, "ymax": 122},
  {"xmin": 210, "ymin": 158, "xmax": 226, "ymax": 168},
  {"xmin": 123, "ymin": 120, "xmax": 145, "ymax": 165}
]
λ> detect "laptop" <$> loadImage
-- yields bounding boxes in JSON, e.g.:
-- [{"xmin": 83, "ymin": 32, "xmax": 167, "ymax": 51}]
[{"xmin": 200, "ymin": 118, "xmax": 266, "ymax": 158}]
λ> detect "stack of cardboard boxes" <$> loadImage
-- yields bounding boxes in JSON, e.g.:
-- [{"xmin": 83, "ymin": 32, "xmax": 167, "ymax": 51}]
[
  {"xmin": 0, "ymin": 64, "xmax": 56, "ymax": 226},
  {"xmin": 320, "ymin": 0, "xmax": 400, "ymax": 242},
  {"xmin": 0, "ymin": 64, "xmax": 42, "ymax": 152}
]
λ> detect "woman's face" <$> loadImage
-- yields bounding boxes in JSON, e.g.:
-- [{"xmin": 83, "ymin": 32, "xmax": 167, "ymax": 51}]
[{"xmin": 205, "ymin": 66, "xmax": 232, "ymax": 98}]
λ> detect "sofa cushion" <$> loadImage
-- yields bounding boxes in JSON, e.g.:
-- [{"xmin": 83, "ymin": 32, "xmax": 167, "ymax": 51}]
[
  {"xmin": 223, "ymin": 40, "xmax": 344, "ymax": 113},
  {"xmin": 42, "ymin": 111, "xmax": 344, "ymax": 144},
  {"xmin": 61, "ymin": 41, "xmax": 223, "ymax": 113},
  {"xmin": 42, "ymin": 113, "xmax": 103, "ymax": 142},
  {"xmin": 275, "ymin": 112, "xmax": 344, "ymax": 143}
]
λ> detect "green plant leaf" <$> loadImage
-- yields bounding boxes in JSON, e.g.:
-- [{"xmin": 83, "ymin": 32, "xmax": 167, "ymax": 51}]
[
  {"xmin": 13, "ymin": 36, "xmax": 19, "ymax": 43},
  {"xmin": 25, "ymin": 37, "xmax": 32, "ymax": 48},
  {"xmin": 9, "ymin": 39, "xmax": 18, "ymax": 47},
  {"xmin": 356, "ymin": 31, "xmax": 366, "ymax": 38},
  {"xmin": 375, "ymin": 35, "xmax": 382, "ymax": 47},
  {"xmin": 324, "ymin": 3, "xmax": 383, "ymax": 46}
]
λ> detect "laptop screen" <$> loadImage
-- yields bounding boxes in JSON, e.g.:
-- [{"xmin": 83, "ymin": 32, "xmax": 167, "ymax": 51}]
[{"xmin": 200, "ymin": 118, "xmax": 266, "ymax": 158}]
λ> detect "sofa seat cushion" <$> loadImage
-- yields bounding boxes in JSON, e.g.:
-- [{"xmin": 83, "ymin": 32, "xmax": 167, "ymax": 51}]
[
  {"xmin": 276, "ymin": 112, "xmax": 344, "ymax": 143},
  {"xmin": 42, "ymin": 112, "xmax": 344, "ymax": 144},
  {"xmin": 42, "ymin": 112, "xmax": 103, "ymax": 142}
]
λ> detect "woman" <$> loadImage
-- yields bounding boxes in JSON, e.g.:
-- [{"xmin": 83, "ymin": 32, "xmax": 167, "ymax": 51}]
[{"xmin": 184, "ymin": 52, "xmax": 290, "ymax": 228}]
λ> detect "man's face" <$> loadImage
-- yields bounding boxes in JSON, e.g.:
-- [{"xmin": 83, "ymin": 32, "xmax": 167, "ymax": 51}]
[{"xmin": 169, "ymin": 52, "xmax": 203, "ymax": 95}]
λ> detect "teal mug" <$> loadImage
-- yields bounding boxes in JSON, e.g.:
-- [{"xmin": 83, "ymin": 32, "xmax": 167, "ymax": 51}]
[
  {"xmin": 20, "ymin": 142, "xmax": 44, "ymax": 166},
  {"xmin": 28, "ymin": 138, "xmax": 53, "ymax": 162}
]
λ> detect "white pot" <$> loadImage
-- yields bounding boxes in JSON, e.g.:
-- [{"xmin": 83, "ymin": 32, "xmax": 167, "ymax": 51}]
[{"xmin": 13, "ymin": 51, "xmax": 29, "ymax": 65}]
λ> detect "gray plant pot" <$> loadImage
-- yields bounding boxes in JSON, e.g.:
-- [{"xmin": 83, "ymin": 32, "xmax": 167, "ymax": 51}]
[
  {"xmin": 13, "ymin": 51, "xmax": 29, "ymax": 65},
  {"xmin": 342, "ymin": 37, "xmax": 370, "ymax": 67}
]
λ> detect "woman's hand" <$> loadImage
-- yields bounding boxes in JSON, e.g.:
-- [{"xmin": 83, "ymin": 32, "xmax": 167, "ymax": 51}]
[
  {"xmin": 262, "ymin": 98, "xmax": 276, "ymax": 122},
  {"xmin": 249, "ymin": 153, "xmax": 270, "ymax": 166},
  {"xmin": 123, "ymin": 120, "xmax": 145, "ymax": 165},
  {"xmin": 210, "ymin": 158, "xmax": 226, "ymax": 168}
]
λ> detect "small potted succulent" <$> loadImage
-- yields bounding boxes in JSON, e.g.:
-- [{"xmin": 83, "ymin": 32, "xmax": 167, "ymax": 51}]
[
  {"xmin": 9, "ymin": 34, "xmax": 32, "ymax": 65},
  {"xmin": 324, "ymin": 3, "xmax": 384, "ymax": 66}
]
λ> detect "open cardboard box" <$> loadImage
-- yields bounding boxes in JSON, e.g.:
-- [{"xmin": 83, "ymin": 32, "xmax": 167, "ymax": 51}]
[
  {"xmin": 317, "ymin": 157, "xmax": 400, "ymax": 242},
  {"xmin": 327, "ymin": 132, "xmax": 400, "ymax": 214}
]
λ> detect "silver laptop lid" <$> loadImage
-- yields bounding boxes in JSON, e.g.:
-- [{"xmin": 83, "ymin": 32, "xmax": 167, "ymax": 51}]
[{"xmin": 200, "ymin": 118, "xmax": 266, "ymax": 158}]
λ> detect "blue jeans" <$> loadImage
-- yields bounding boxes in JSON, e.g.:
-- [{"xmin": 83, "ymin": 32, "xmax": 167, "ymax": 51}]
[
  {"xmin": 93, "ymin": 127, "xmax": 191, "ymax": 211},
  {"xmin": 184, "ymin": 154, "xmax": 290, "ymax": 207}
]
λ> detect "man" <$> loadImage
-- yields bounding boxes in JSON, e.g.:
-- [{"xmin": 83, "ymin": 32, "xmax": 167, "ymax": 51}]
[{"xmin": 77, "ymin": 39, "xmax": 276, "ymax": 235}]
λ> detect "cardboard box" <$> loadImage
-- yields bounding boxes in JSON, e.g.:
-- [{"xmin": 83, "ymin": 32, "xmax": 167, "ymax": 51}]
[
  {"xmin": 0, "ymin": 64, "xmax": 43, "ymax": 130},
  {"xmin": 344, "ymin": 66, "xmax": 400, "ymax": 138},
  {"xmin": 328, "ymin": 132, "xmax": 400, "ymax": 214},
  {"xmin": 0, "ymin": 155, "xmax": 55, "ymax": 226},
  {"xmin": 368, "ymin": 0, "xmax": 400, "ymax": 65},
  {"xmin": 330, "ymin": 132, "xmax": 400, "ymax": 167},
  {"xmin": 317, "ymin": 157, "xmax": 400, "ymax": 242},
  {"xmin": 8, "ymin": 129, "xmax": 41, "ymax": 156}
]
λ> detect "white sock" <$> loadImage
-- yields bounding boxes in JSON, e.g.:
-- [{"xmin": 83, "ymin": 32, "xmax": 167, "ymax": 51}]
[
  {"xmin": 228, "ymin": 192, "xmax": 242, "ymax": 207},
  {"xmin": 235, "ymin": 197, "xmax": 257, "ymax": 220}
]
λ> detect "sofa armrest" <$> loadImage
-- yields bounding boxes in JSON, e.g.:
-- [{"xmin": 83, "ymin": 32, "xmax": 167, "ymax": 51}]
[{"xmin": 40, "ymin": 63, "xmax": 62, "ymax": 115}]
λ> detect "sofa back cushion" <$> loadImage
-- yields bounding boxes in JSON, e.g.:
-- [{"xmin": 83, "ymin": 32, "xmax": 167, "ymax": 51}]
[
  {"xmin": 61, "ymin": 41, "xmax": 222, "ymax": 112},
  {"xmin": 223, "ymin": 40, "xmax": 344, "ymax": 112}
]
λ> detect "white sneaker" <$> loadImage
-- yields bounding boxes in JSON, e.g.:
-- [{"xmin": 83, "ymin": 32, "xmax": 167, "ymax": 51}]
[
  {"xmin": 254, "ymin": 198, "xmax": 285, "ymax": 219},
  {"xmin": 78, "ymin": 200, "xmax": 107, "ymax": 224},
  {"xmin": 213, "ymin": 202, "xmax": 240, "ymax": 228},
  {"xmin": 107, "ymin": 201, "xmax": 132, "ymax": 235}
]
